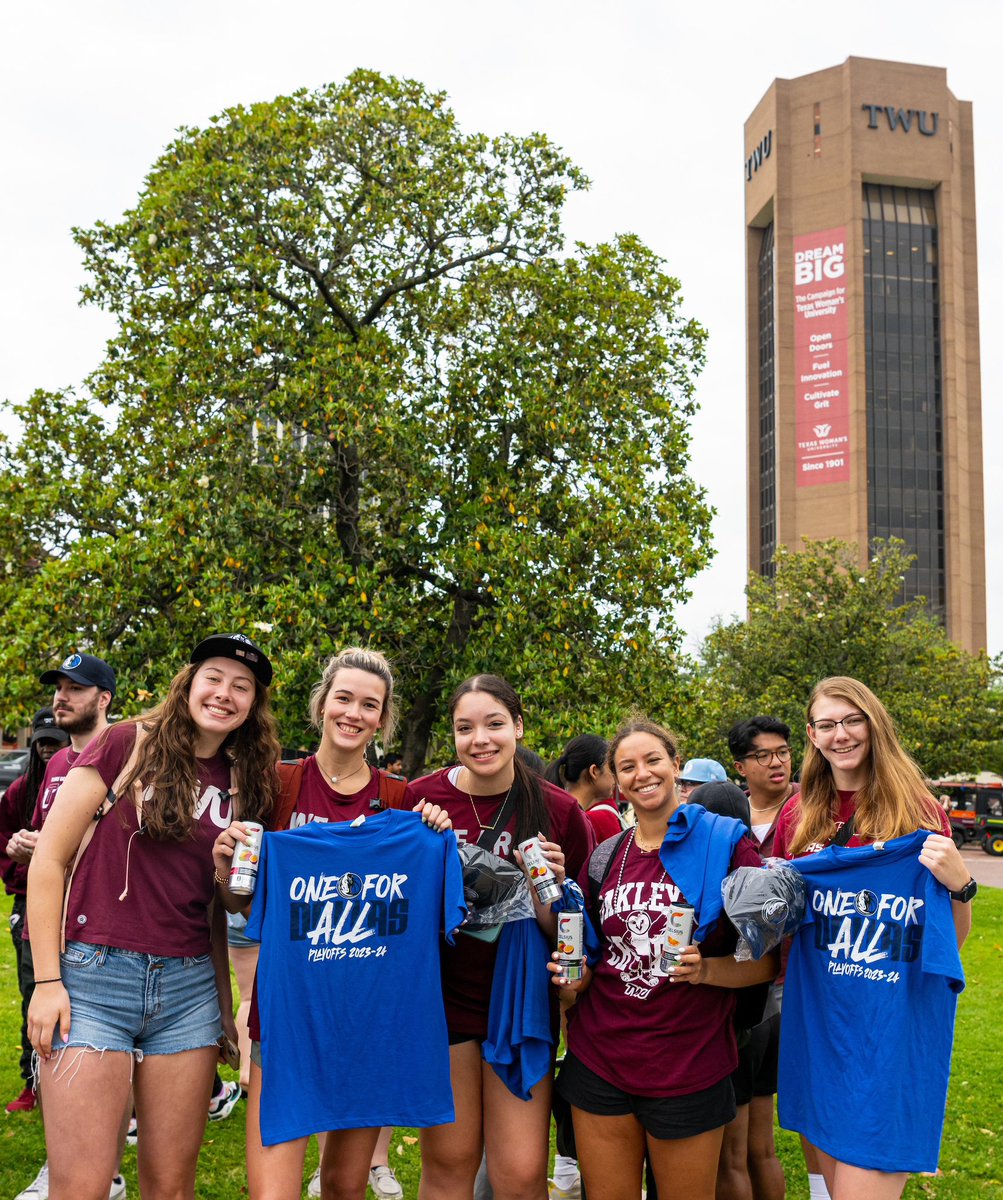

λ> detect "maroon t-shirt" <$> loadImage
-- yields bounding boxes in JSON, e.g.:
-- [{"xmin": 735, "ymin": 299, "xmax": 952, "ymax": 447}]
[
  {"xmin": 409, "ymin": 767, "xmax": 595, "ymax": 1038},
  {"xmin": 567, "ymin": 833, "xmax": 764, "ymax": 1097},
  {"xmin": 585, "ymin": 801, "xmax": 624, "ymax": 844},
  {"xmin": 61, "ymin": 723, "xmax": 232, "ymax": 957},
  {"xmin": 772, "ymin": 790, "xmax": 951, "ymax": 860},
  {"xmin": 0, "ymin": 774, "xmax": 30, "ymax": 895},
  {"xmin": 32, "ymin": 745, "xmax": 80, "ymax": 829}
]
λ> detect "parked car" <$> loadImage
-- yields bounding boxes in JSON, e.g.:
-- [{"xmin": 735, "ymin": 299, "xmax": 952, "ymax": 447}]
[{"xmin": 0, "ymin": 748, "xmax": 30, "ymax": 795}]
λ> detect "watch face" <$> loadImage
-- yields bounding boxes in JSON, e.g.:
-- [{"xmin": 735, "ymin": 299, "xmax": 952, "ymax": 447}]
[{"xmin": 953, "ymin": 878, "xmax": 977, "ymax": 902}]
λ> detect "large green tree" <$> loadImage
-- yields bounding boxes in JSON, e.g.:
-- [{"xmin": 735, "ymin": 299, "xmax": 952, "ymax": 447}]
[
  {"xmin": 0, "ymin": 70, "xmax": 711, "ymax": 770},
  {"xmin": 686, "ymin": 539, "xmax": 1002, "ymax": 779}
]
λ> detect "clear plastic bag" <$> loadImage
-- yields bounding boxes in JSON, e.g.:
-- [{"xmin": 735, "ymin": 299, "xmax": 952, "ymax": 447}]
[
  {"xmin": 458, "ymin": 843, "xmax": 536, "ymax": 931},
  {"xmin": 722, "ymin": 858, "xmax": 807, "ymax": 960}
]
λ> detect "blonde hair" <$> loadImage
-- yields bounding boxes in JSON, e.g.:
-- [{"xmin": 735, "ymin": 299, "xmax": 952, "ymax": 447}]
[
  {"xmin": 308, "ymin": 648, "xmax": 398, "ymax": 743},
  {"xmin": 789, "ymin": 676, "xmax": 941, "ymax": 855}
]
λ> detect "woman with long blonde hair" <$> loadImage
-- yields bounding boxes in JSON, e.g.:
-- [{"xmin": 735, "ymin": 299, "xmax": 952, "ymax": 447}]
[{"xmin": 773, "ymin": 676, "xmax": 974, "ymax": 1200}]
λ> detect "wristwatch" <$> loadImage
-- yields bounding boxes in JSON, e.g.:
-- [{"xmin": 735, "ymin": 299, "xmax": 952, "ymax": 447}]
[{"xmin": 949, "ymin": 877, "xmax": 978, "ymax": 903}]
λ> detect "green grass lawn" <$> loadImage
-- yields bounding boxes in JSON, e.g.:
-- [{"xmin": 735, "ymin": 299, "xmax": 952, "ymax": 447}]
[{"xmin": 1, "ymin": 890, "xmax": 1001, "ymax": 1198}]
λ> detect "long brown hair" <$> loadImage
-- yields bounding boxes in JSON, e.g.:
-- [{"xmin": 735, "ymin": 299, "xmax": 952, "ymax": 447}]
[
  {"xmin": 449, "ymin": 674, "xmax": 549, "ymax": 845},
  {"xmin": 789, "ymin": 676, "xmax": 941, "ymax": 854},
  {"xmin": 116, "ymin": 662, "xmax": 281, "ymax": 841}
]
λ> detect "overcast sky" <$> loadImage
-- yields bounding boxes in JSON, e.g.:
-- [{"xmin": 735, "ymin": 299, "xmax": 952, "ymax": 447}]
[{"xmin": 1, "ymin": 1, "xmax": 999, "ymax": 657}]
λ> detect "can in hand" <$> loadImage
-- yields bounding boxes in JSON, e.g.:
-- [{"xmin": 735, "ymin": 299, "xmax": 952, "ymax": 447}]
[
  {"xmin": 518, "ymin": 836, "xmax": 562, "ymax": 904},
  {"xmin": 229, "ymin": 822, "xmax": 264, "ymax": 896},
  {"xmin": 657, "ymin": 903, "xmax": 695, "ymax": 976},
  {"xmin": 557, "ymin": 911, "xmax": 584, "ymax": 981}
]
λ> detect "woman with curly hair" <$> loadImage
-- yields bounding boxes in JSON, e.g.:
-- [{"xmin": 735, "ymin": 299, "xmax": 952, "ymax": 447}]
[
  {"xmin": 773, "ymin": 676, "xmax": 973, "ymax": 1200},
  {"xmin": 27, "ymin": 633, "xmax": 280, "ymax": 1200}
]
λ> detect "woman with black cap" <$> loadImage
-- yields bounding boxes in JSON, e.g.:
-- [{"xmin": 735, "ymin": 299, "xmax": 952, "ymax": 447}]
[
  {"xmin": 26, "ymin": 633, "xmax": 280, "ymax": 1200},
  {"xmin": 0, "ymin": 708, "xmax": 70, "ymax": 1113}
]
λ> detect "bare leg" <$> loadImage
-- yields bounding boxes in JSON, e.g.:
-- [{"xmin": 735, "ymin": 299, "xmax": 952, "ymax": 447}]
[
  {"xmin": 228, "ymin": 944, "xmax": 259, "ymax": 1092},
  {"xmin": 482, "ymin": 1062, "xmax": 551, "ymax": 1200},
  {"xmin": 38, "ymin": 1048, "xmax": 133, "ymax": 1200},
  {"xmin": 814, "ymin": 1150, "xmax": 908, "ymax": 1200},
  {"xmin": 716, "ymin": 1103, "xmax": 753, "ymax": 1200},
  {"xmin": 246, "ymin": 1058, "xmax": 310, "ymax": 1200},
  {"xmin": 648, "ymin": 1125, "xmax": 726, "ymax": 1200},
  {"xmin": 371, "ymin": 1126, "xmax": 394, "ymax": 1167},
  {"xmin": 317, "ymin": 1127, "xmax": 382, "ymax": 1200},
  {"xmin": 418, "ymin": 1041, "xmax": 484, "ymax": 1200},
  {"xmin": 747, "ymin": 1096, "xmax": 785, "ymax": 1200},
  {"xmin": 572, "ymin": 1108, "xmax": 646, "ymax": 1200},
  {"xmin": 133, "ymin": 1045, "xmax": 218, "ymax": 1200}
]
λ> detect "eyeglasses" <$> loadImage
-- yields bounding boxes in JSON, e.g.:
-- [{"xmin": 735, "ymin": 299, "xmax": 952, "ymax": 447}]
[
  {"xmin": 809, "ymin": 714, "xmax": 869, "ymax": 735},
  {"xmin": 739, "ymin": 747, "xmax": 792, "ymax": 766}
]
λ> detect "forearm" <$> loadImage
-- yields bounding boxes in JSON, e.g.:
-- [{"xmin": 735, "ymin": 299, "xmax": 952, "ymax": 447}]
[
  {"xmin": 210, "ymin": 900, "xmax": 234, "ymax": 1013},
  {"xmin": 952, "ymin": 899, "xmax": 972, "ymax": 949},
  {"xmin": 698, "ymin": 948, "xmax": 780, "ymax": 989},
  {"xmin": 26, "ymin": 855, "xmax": 70, "ymax": 980}
]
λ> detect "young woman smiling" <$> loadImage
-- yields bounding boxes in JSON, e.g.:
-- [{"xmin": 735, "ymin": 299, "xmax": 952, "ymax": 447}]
[
  {"xmin": 27, "ymin": 634, "xmax": 279, "ymax": 1200},
  {"xmin": 772, "ymin": 677, "xmax": 973, "ymax": 1200},
  {"xmin": 410, "ymin": 674, "xmax": 593, "ymax": 1200},
  {"xmin": 551, "ymin": 718, "xmax": 776, "ymax": 1200},
  {"xmin": 213, "ymin": 647, "xmax": 447, "ymax": 1200}
]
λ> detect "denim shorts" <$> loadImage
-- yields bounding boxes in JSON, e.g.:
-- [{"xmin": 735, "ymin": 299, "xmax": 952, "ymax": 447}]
[{"xmin": 55, "ymin": 941, "xmax": 222, "ymax": 1056}]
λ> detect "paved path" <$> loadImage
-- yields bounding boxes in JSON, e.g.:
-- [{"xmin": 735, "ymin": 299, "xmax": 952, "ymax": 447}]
[{"xmin": 960, "ymin": 842, "xmax": 1003, "ymax": 889}]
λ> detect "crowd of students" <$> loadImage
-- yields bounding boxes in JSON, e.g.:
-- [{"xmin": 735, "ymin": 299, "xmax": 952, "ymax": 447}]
[{"xmin": 0, "ymin": 634, "xmax": 975, "ymax": 1200}]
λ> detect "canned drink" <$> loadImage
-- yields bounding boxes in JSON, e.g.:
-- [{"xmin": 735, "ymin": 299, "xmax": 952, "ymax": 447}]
[
  {"xmin": 557, "ymin": 911, "xmax": 584, "ymax": 981},
  {"xmin": 518, "ymin": 837, "xmax": 563, "ymax": 904},
  {"xmin": 657, "ymin": 904, "xmax": 695, "ymax": 976},
  {"xmin": 229, "ymin": 822, "xmax": 264, "ymax": 896}
]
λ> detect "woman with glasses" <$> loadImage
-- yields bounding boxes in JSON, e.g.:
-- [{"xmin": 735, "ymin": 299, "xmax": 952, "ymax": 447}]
[{"xmin": 772, "ymin": 676, "xmax": 973, "ymax": 1200}]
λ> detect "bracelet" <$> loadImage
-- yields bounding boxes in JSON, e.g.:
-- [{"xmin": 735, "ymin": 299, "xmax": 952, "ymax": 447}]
[
  {"xmin": 213, "ymin": 870, "xmax": 229, "ymax": 887},
  {"xmin": 34, "ymin": 977, "xmax": 62, "ymax": 986}
]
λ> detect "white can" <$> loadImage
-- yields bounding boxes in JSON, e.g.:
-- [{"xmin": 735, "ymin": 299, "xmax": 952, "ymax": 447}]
[
  {"xmin": 557, "ymin": 911, "xmax": 584, "ymax": 981},
  {"xmin": 518, "ymin": 836, "xmax": 562, "ymax": 904},
  {"xmin": 229, "ymin": 823, "xmax": 264, "ymax": 896},
  {"xmin": 657, "ymin": 904, "xmax": 695, "ymax": 976}
]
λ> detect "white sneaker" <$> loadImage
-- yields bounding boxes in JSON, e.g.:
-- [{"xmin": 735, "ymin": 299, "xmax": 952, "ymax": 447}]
[
  {"xmin": 207, "ymin": 1079, "xmax": 241, "ymax": 1121},
  {"xmin": 307, "ymin": 1165, "xmax": 322, "ymax": 1197},
  {"xmin": 109, "ymin": 1175, "xmax": 127, "ymax": 1200},
  {"xmin": 15, "ymin": 1162, "xmax": 49, "ymax": 1200},
  {"xmin": 369, "ymin": 1165, "xmax": 404, "ymax": 1199}
]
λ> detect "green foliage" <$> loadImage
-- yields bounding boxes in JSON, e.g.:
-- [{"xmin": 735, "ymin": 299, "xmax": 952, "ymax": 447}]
[
  {"xmin": 0, "ymin": 71, "xmax": 712, "ymax": 770},
  {"xmin": 687, "ymin": 539, "xmax": 1002, "ymax": 779}
]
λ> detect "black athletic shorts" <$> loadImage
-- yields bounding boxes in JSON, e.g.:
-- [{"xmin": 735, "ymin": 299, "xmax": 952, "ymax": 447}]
[
  {"xmin": 731, "ymin": 1011, "xmax": 780, "ymax": 1105},
  {"xmin": 556, "ymin": 1051, "xmax": 736, "ymax": 1140}
]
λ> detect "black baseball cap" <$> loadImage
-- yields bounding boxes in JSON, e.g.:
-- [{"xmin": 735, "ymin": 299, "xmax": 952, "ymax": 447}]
[
  {"xmin": 30, "ymin": 708, "xmax": 71, "ymax": 748},
  {"xmin": 40, "ymin": 653, "xmax": 117, "ymax": 696},
  {"xmin": 190, "ymin": 633, "xmax": 273, "ymax": 686}
]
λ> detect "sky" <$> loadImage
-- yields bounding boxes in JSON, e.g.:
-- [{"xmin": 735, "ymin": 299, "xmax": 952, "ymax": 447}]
[{"xmin": 1, "ymin": 0, "xmax": 999, "ymax": 657}]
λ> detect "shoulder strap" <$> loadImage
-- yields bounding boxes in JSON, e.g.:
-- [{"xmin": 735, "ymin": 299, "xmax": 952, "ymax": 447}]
[
  {"xmin": 273, "ymin": 760, "xmax": 306, "ymax": 831},
  {"xmin": 586, "ymin": 828, "xmax": 631, "ymax": 929},
  {"xmin": 376, "ymin": 769, "xmax": 409, "ymax": 811},
  {"xmin": 60, "ymin": 726, "xmax": 147, "ymax": 952},
  {"xmin": 832, "ymin": 814, "xmax": 856, "ymax": 847}
]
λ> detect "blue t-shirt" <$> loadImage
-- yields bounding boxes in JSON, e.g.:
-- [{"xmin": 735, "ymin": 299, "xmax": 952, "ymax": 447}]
[
  {"xmin": 245, "ymin": 809, "xmax": 466, "ymax": 1144},
  {"xmin": 778, "ymin": 830, "xmax": 964, "ymax": 1173}
]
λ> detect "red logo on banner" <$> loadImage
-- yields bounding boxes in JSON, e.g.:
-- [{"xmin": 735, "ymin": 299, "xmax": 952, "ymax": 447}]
[{"xmin": 793, "ymin": 227, "xmax": 850, "ymax": 487}]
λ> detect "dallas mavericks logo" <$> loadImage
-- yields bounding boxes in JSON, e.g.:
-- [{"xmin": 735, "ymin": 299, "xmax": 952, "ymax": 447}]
[
  {"xmin": 337, "ymin": 873, "xmax": 363, "ymax": 899},
  {"xmin": 854, "ymin": 890, "xmax": 879, "ymax": 916},
  {"xmin": 62, "ymin": 654, "xmax": 83, "ymax": 670},
  {"xmin": 763, "ymin": 898, "xmax": 789, "ymax": 925}
]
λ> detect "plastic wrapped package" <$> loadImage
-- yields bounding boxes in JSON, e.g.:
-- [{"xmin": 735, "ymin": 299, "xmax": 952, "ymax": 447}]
[
  {"xmin": 458, "ymin": 843, "xmax": 535, "ymax": 930},
  {"xmin": 722, "ymin": 858, "xmax": 807, "ymax": 960}
]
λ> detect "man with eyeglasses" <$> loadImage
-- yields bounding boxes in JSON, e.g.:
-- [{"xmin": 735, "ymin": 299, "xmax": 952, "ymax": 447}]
[{"xmin": 728, "ymin": 716, "xmax": 797, "ymax": 857}]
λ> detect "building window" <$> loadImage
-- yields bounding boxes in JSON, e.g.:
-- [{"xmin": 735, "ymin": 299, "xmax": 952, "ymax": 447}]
[
  {"xmin": 758, "ymin": 223, "xmax": 776, "ymax": 577},
  {"xmin": 863, "ymin": 184, "xmax": 945, "ymax": 617}
]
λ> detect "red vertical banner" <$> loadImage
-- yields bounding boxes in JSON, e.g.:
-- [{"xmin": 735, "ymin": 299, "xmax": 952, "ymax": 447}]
[{"xmin": 793, "ymin": 226, "xmax": 850, "ymax": 486}]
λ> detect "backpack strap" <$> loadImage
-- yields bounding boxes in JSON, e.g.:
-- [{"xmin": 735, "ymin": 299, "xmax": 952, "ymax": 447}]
[
  {"xmin": 60, "ymin": 726, "xmax": 148, "ymax": 953},
  {"xmin": 831, "ymin": 814, "xmax": 856, "ymax": 847},
  {"xmin": 586, "ymin": 828, "xmax": 631, "ymax": 933},
  {"xmin": 273, "ymin": 760, "xmax": 306, "ymax": 831},
  {"xmin": 376, "ymin": 769, "xmax": 409, "ymax": 812}
]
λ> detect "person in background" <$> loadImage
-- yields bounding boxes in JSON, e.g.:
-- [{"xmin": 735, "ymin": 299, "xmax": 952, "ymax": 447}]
[
  {"xmin": 383, "ymin": 750, "xmax": 406, "ymax": 778},
  {"xmin": 0, "ymin": 709, "xmax": 70, "ymax": 1113},
  {"xmin": 547, "ymin": 735, "xmax": 623, "ymax": 844},
  {"xmin": 729, "ymin": 717, "xmax": 796, "ymax": 858},
  {"xmin": 676, "ymin": 758, "xmax": 727, "ymax": 802}
]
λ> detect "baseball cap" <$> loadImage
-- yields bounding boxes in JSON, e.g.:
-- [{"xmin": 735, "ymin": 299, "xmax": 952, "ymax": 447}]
[
  {"xmin": 40, "ymin": 653, "xmax": 117, "ymax": 696},
  {"xmin": 679, "ymin": 757, "xmax": 727, "ymax": 784},
  {"xmin": 190, "ymin": 633, "xmax": 273, "ymax": 686},
  {"xmin": 30, "ymin": 707, "xmax": 71, "ymax": 748}
]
